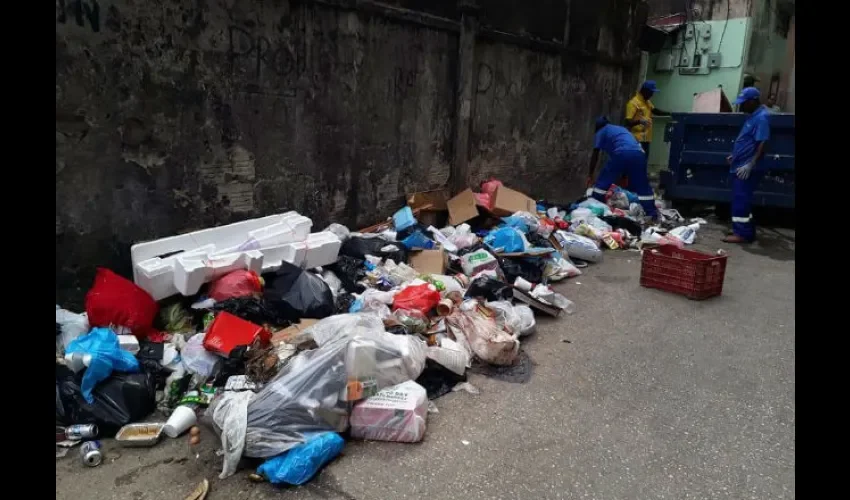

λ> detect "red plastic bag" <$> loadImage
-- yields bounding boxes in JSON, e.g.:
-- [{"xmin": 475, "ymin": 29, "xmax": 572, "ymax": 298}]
[
  {"xmin": 480, "ymin": 179, "xmax": 503, "ymax": 210},
  {"xmin": 208, "ymin": 270, "xmax": 263, "ymax": 302},
  {"xmin": 203, "ymin": 312, "xmax": 271, "ymax": 357},
  {"xmin": 392, "ymin": 284, "xmax": 441, "ymax": 316},
  {"xmin": 85, "ymin": 268, "xmax": 158, "ymax": 338}
]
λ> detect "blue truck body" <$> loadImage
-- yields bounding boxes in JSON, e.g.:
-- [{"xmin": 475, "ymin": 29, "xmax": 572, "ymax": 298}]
[{"xmin": 660, "ymin": 112, "xmax": 795, "ymax": 209}]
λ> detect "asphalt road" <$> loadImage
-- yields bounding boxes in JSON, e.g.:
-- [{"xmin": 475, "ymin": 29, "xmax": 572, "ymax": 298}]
[{"xmin": 56, "ymin": 222, "xmax": 795, "ymax": 500}]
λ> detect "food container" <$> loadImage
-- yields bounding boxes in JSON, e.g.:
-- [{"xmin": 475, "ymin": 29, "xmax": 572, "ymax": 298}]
[{"xmin": 115, "ymin": 423, "xmax": 166, "ymax": 447}]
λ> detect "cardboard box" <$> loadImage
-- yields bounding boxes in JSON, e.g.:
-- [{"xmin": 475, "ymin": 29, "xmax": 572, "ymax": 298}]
[
  {"xmin": 447, "ymin": 189, "xmax": 481, "ymax": 225},
  {"xmin": 490, "ymin": 185, "xmax": 537, "ymax": 217},
  {"xmin": 271, "ymin": 318, "xmax": 320, "ymax": 346},
  {"xmin": 408, "ymin": 247, "xmax": 447, "ymax": 274},
  {"xmin": 407, "ymin": 189, "xmax": 449, "ymax": 211}
]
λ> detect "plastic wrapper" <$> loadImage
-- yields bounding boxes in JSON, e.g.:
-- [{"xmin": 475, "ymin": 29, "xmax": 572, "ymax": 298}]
[
  {"xmin": 66, "ymin": 327, "xmax": 141, "ymax": 403},
  {"xmin": 445, "ymin": 311, "xmax": 519, "ymax": 366},
  {"xmin": 85, "ymin": 268, "xmax": 158, "ymax": 337},
  {"xmin": 351, "ymin": 289, "xmax": 396, "ymax": 319},
  {"xmin": 601, "ymin": 216, "xmax": 643, "ymax": 237},
  {"xmin": 208, "ymin": 270, "xmax": 263, "ymax": 302},
  {"xmin": 56, "ymin": 306, "xmax": 89, "ymax": 355},
  {"xmin": 341, "ymin": 235, "xmax": 408, "ymax": 263},
  {"xmin": 229, "ymin": 314, "xmax": 426, "ymax": 460},
  {"xmin": 393, "ymin": 309, "xmax": 429, "ymax": 334},
  {"xmin": 257, "ymin": 432, "xmax": 345, "ymax": 485},
  {"xmin": 485, "ymin": 301, "xmax": 523, "ymax": 336},
  {"xmin": 211, "ymin": 390, "xmax": 254, "ymax": 478},
  {"xmin": 669, "ymin": 223, "xmax": 701, "ymax": 245},
  {"xmin": 264, "ymin": 262, "xmax": 335, "ymax": 320},
  {"xmin": 392, "ymin": 283, "xmax": 441, "ymax": 315},
  {"xmin": 181, "ymin": 333, "xmax": 219, "ymax": 378},
  {"xmin": 383, "ymin": 260, "xmax": 419, "ymax": 286},
  {"xmin": 324, "ymin": 223, "xmax": 351, "ymax": 242},
  {"xmin": 483, "ymin": 227, "xmax": 528, "ymax": 253},
  {"xmin": 56, "ymin": 364, "xmax": 157, "ymax": 437},
  {"xmin": 350, "ymin": 381, "xmax": 428, "ymax": 443},
  {"xmin": 576, "ymin": 197, "xmax": 613, "ymax": 217}
]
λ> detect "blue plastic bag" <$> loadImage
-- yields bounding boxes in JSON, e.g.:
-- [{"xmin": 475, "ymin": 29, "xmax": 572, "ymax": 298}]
[
  {"xmin": 501, "ymin": 216, "xmax": 530, "ymax": 233},
  {"xmin": 483, "ymin": 227, "xmax": 527, "ymax": 253},
  {"xmin": 393, "ymin": 206, "xmax": 416, "ymax": 232},
  {"xmin": 257, "ymin": 432, "xmax": 345, "ymax": 486},
  {"xmin": 66, "ymin": 327, "xmax": 141, "ymax": 403},
  {"xmin": 400, "ymin": 230, "xmax": 435, "ymax": 250}
]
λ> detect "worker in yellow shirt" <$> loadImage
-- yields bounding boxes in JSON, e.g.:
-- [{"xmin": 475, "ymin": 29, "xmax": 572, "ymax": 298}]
[{"xmin": 624, "ymin": 81, "xmax": 671, "ymax": 159}]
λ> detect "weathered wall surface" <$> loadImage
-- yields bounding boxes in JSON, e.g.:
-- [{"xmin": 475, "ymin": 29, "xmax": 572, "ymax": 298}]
[{"xmin": 56, "ymin": 0, "xmax": 645, "ymax": 303}]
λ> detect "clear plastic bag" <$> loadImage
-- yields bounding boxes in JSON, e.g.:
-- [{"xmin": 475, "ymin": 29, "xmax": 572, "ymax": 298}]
[
  {"xmin": 544, "ymin": 255, "xmax": 582, "ymax": 281},
  {"xmin": 485, "ymin": 301, "xmax": 523, "ymax": 336},
  {"xmin": 234, "ymin": 314, "xmax": 427, "ymax": 460},
  {"xmin": 445, "ymin": 310, "xmax": 519, "ymax": 366},
  {"xmin": 515, "ymin": 304, "xmax": 536, "ymax": 337},
  {"xmin": 448, "ymin": 223, "xmax": 479, "ymax": 250}
]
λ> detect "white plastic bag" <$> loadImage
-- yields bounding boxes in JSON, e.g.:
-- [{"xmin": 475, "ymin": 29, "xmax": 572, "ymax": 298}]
[
  {"xmin": 485, "ymin": 301, "xmax": 523, "ymax": 336},
  {"xmin": 669, "ymin": 223, "xmax": 701, "ymax": 245},
  {"xmin": 460, "ymin": 249, "xmax": 500, "ymax": 276},
  {"xmin": 211, "ymin": 390, "xmax": 254, "ymax": 479},
  {"xmin": 350, "ymin": 381, "xmax": 428, "ymax": 443},
  {"xmin": 514, "ymin": 304, "xmax": 536, "ymax": 337},
  {"xmin": 448, "ymin": 223, "xmax": 478, "ymax": 250},
  {"xmin": 56, "ymin": 306, "xmax": 90, "ymax": 355},
  {"xmin": 181, "ymin": 333, "xmax": 219, "ymax": 378}
]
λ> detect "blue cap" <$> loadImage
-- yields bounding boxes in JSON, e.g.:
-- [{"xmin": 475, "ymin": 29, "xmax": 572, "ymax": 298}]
[
  {"xmin": 641, "ymin": 80, "xmax": 659, "ymax": 93},
  {"xmin": 733, "ymin": 87, "xmax": 761, "ymax": 105},
  {"xmin": 595, "ymin": 116, "xmax": 610, "ymax": 129}
]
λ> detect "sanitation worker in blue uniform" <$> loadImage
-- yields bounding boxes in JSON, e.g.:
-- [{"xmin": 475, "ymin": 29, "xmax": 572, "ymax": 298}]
[
  {"xmin": 723, "ymin": 87, "xmax": 770, "ymax": 244},
  {"xmin": 587, "ymin": 116, "xmax": 658, "ymax": 220}
]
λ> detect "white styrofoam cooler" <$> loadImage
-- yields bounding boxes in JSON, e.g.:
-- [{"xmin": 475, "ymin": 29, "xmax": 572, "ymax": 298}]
[{"xmin": 130, "ymin": 212, "xmax": 340, "ymax": 300}]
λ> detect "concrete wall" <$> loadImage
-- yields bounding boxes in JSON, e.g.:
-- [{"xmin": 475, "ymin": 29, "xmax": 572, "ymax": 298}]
[{"xmin": 56, "ymin": 0, "xmax": 645, "ymax": 303}]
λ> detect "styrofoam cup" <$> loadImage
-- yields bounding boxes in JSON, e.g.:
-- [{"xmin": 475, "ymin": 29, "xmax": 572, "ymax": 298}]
[
  {"xmin": 163, "ymin": 405, "xmax": 197, "ymax": 438},
  {"xmin": 514, "ymin": 277, "xmax": 533, "ymax": 292}
]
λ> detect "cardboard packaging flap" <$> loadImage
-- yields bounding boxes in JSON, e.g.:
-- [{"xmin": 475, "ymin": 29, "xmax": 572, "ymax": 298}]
[
  {"xmin": 491, "ymin": 185, "xmax": 536, "ymax": 216},
  {"xmin": 447, "ymin": 189, "xmax": 480, "ymax": 225},
  {"xmin": 407, "ymin": 189, "xmax": 449, "ymax": 211},
  {"xmin": 408, "ymin": 248, "xmax": 447, "ymax": 274}
]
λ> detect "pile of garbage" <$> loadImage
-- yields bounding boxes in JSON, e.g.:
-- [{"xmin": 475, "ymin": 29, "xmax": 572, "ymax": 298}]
[{"xmin": 55, "ymin": 178, "xmax": 699, "ymax": 486}]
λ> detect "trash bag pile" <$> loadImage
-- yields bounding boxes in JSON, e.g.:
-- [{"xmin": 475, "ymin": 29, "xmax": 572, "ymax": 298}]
[{"xmin": 54, "ymin": 178, "xmax": 684, "ymax": 484}]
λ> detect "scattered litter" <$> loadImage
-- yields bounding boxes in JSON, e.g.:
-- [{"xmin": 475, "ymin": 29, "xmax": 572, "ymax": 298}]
[{"xmin": 54, "ymin": 178, "xmax": 691, "ymax": 483}]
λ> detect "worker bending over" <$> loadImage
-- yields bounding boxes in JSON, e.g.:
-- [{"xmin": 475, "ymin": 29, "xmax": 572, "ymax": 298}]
[{"xmin": 587, "ymin": 117, "xmax": 658, "ymax": 220}]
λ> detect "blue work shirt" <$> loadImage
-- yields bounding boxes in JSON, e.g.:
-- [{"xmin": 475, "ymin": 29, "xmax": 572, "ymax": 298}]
[
  {"xmin": 730, "ymin": 105, "xmax": 770, "ymax": 171},
  {"xmin": 594, "ymin": 124, "xmax": 644, "ymax": 156}
]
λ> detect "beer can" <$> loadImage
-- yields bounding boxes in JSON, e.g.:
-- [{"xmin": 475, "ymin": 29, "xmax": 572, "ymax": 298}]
[
  {"xmin": 66, "ymin": 424, "xmax": 99, "ymax": 440},
  {"xmin": 80, "ymin": 440, "xmax": 103, "ymax": 467}
]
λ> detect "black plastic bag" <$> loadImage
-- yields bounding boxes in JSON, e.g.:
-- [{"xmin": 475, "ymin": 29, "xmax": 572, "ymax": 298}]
[
  {"xmin": 415, "ymin": 360, "xmax": 467, "ymax": 400},
  {"xmin": 465, "ymin": 276, "xmax": 513, "ymax": 301},
  {"xmin": 213, "ymin": 296, "xmax": 293, "ymax": 327},
  {"xmin": 340, "ymin": 236, "xmax": 408, "ymax": 263},
  {"xmin": 499, "ymin": 256, "xmax": 545, "ymax": 284},
  {"xmin": 263, "ymin": 263, "xmax": 335, "ymax": 320},
  {"xmin": 326, "ymin": 255, "xmax": 366, "ymax": 294},
  {"xmin": 334, "ymin": 293, "xmax": 357, "ymax": 315},
  {"xmin": 210, "ymin": 345, "xmax": 250, "ymax": 387},
  {"xmin": 56, "ymin": 364, "xmax": 157, "ymax": 437}
]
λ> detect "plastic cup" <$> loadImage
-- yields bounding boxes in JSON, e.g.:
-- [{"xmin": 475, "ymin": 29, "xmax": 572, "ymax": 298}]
[
  {"xmin": 513, "ymin": 277, "xmax": 533, "ymax": 292},
  {"xmin": 163, "ymin": 406, "xmax": 197, "ymax": 438}
]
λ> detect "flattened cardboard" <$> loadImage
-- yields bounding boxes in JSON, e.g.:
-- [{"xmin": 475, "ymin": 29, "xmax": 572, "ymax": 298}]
[
  {"xmin": 409, "ymin": 248, "xmax": 447, "ymax": 274},
  {"xmin": 447, "ymin": 189, "xmax": 481, "ymax": 225},
  {"xmin": 490, "ymin": 185, "xmax": 537, "ymax": 217},
  {"xmin": 407, "ymin": 190, "xmax": 449, "ymax": 211}
]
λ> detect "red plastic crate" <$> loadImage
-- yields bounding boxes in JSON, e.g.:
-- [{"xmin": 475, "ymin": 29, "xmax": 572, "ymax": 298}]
[{"xmin": 640, "ymin": 245, "xmax": 728, "ymax": 300}]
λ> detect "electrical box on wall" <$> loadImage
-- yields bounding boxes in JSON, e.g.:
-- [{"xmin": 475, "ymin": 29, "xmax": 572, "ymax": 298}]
[
  {"xmin": 684, "ymin": 25, "xmax": 694, "ymax": 39},
  {"xmin": 708, "ymin": 52, "xmax": 722, "ymax": 68},
  {"xmin": 679, "ymin": 54, "xmax": 689, "ymax": 67},
  {"xmin": 702, "ymin": 25, "xmax": 711, "ymax": 38},
  {"xmin": 655, "ymin": 53, "xmax": 674, "ymax": 72}
]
